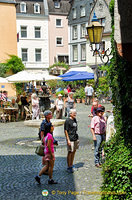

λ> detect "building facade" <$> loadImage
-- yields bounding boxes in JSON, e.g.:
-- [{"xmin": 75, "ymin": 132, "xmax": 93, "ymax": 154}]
[
  {"xmin": 16, "ymin": 0, "xmax": 49, "ymax": 71},
  {"xmin": 0, "ymin": 0, "xmax": 17, "ymax": 63},
  {"xmin": 48, "ymin": 0, "xmax": 71, "ymax": 66},
  {"xmin": 68, "ymin": 0, "xmax": 95, "ymax": 68}
]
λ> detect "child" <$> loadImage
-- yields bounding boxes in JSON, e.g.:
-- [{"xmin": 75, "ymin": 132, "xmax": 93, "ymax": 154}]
[{"xmin": 35, "ymin": 125, "xmax": 58, "ymax": 184}]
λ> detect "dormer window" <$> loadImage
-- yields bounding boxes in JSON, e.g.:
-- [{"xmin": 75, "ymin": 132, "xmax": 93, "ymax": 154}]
[
  {"xmin": 54, "ymin": 1, "xmax": 60, "ymax": 9},
  {"xmin": 34, "ymin": 3, "xmax": 40, "ymax": 14},
  {"xmin": 20, "ymin": 2, "xmax": 26, "ymax": 13}
]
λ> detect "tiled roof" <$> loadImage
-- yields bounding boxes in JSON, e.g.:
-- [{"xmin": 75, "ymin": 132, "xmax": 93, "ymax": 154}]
[
  {"xmin": 16, "ymin": 0, "xmax": 45, "ymax": 15},
  {"xmin": 48, "ymin": 0, "xmax": 71, "ymax": 15}
]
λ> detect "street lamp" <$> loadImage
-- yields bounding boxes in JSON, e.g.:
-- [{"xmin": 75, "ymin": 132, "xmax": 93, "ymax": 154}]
[{"xmin": 86, "ymin": 12, "xmax": 111, "ymax": 64}]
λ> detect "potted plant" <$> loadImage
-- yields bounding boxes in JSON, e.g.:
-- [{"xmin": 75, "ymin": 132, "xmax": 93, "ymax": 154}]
[
  {"xmin": 78, "ymin": 87, "xmax": 85, "ymax": 103},
  {"xmin": 74, "ymin": 89, "xmax": 81, "ymax": 103}
]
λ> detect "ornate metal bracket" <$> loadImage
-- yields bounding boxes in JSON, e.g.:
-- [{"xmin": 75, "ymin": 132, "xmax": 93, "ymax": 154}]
[{"xmin": 90, "ymin": 44, "xmax": 111, "ymax": 65}]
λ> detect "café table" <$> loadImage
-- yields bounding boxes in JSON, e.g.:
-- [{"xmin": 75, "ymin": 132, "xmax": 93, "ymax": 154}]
[{"xmin": 3, "ymin": 107, "xmax": 18, "ymax": 122}]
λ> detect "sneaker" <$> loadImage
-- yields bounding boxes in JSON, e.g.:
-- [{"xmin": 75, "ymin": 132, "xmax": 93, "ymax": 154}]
[
  {"xmin": 67, "ymin": 167, "xmax": 74, "ymax": 173},
  {"xmin": 48, "ymin": 179, "xmax": 58, "ymax": 184},
  {"xmin": 95, "ymin": 164, "xmax": 102, "ymax": 168},
  {"xmin": 35, "ymin": 176, "xmax": 41, "ymax": 184}
]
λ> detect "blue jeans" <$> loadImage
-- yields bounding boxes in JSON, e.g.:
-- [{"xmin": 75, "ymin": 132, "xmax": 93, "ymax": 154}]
[{"xmin": 94, "ymin": 134, "xmax": 105, "ymax": 165}]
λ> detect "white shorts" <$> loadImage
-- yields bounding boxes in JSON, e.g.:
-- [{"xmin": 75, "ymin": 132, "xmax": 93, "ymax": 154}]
[{"xmin": 67, "ymin": 140, "xmax": 79, "ymax": 152}]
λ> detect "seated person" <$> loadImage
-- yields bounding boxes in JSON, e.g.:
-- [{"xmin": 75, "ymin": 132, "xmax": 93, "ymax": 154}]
[{"xmin": 10, "ymin": 99, "xmax": 18, "ymax": 121}]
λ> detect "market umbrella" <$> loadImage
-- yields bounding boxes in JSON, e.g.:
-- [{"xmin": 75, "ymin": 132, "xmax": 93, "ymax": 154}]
[
  {"xmin": 0, "ymin": 77, "xmax": 8, "ymax": 83},
  {"xmin": 62, "ymin": 72, "xmax": 94, "ymax": 81},
  {"xmin": 67, "ymin": 66, "xmax": 94, "ymax": 73},
  {"xmin": 30, "ymin": 72, "xmax": 62, "ymax": 81},
  {"xmin": 6, "ymin": 71, "xmax": 35, "ymax": 83},
  {"xmin": 59, "ymin": 71, "xmax": 83, "ymax": 78}
]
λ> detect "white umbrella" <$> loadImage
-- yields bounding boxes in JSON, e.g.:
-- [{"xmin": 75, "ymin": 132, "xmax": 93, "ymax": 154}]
[
  {"xmin": 6, "ymin": 71, "xmax": 35, "ymax": 83},
  {"xmin": 0, "ymin": 77, "xmax": 8, "ymax": 83},
  {"xmin": 30, "ymin": 72, "xmax": 62, "ymax": 81}
]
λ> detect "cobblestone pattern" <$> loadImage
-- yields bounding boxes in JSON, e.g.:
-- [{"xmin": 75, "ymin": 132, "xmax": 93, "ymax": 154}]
[{"xmin": 0, "ymin": 103, "xmax": 112, "ymax": 200}]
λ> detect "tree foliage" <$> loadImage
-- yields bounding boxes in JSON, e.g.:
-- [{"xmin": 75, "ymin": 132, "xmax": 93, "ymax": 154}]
[
  {"xmin": 0, "ymin": 63, "xmax": 7, "ymax": 77},
  {"xmin": 101, "ymin": 0, "xmax": 132, "ymax": 199},
  {"xmin": 4, "ymin": 55, "xmax": 25, "ymax": 74},
  {"xmin": 49, "ymin": 61, "xmax": 69, "ymax": 70}
]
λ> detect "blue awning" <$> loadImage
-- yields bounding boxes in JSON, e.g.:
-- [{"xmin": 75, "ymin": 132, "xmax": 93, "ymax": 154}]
[
  {"xmin": 62, "ymin": 72, "xmax": 94, "ymax": 81},
  {"xmin": 59, "ymin": 71, "xmax": 83, "ymax": 78}
]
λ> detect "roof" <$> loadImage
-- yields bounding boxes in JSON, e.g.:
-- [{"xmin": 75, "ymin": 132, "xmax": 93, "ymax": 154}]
[
  {"xmin": 16, "ymin": 0, "xmax": 45, "ymax": 15},
  {"xmin": 0, "ymin": 0, "xmax": 16, "ymax": 4},
  {"xmin": 47, "ymin": 0, "xmax": 71, "ymax": 15}
]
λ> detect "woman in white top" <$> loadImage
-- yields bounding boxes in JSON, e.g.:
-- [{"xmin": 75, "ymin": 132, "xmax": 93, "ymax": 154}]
[
  {"xmin": 31, "ymin": 93, "xmax": 40, "ymax": 120},
  {"xmin": 55, "ymin": 94, "xmax": 64, "ymax": 119}
]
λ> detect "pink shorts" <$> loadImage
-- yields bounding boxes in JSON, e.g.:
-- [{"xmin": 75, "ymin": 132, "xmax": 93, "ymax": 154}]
[{"xmin": 45, "ymin": 153, "xmax": 55, "ymax": 161}]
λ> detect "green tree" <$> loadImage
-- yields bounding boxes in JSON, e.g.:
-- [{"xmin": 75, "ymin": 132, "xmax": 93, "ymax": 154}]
[
  {"xmin": 49, "ymin": 61, "xmax": 69, "ymax": 71},
  {"xmin": 0, "ymin": 63, "xmax": 7, "ymax": 77},
  {"xmin": 96, "ymin": 76, "xmax": 110, "ymax": 98},
  {"xmin": 4, "ymin": 55, "xmax": 25, "ymax": 74}
]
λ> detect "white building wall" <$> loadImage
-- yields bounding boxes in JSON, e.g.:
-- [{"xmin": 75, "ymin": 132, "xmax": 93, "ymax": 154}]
[{"xmin": 17, "ymin": 16, "xmax": 49, "ymax": 70}]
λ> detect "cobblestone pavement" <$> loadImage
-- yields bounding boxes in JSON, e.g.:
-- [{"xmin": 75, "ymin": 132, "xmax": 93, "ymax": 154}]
[{"xmin": 0, "ymin": 103, "xmax": 112, "ymax": 200}]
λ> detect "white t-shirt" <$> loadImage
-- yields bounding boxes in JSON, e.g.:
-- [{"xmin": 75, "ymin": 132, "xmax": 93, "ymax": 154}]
[
  {"xmin": 86, "ymin": 86, "xmax": 94, "ymax": 96},
  {"xmin": 56, "ymin": 99, "xmax": 64, "ymax": 109}
]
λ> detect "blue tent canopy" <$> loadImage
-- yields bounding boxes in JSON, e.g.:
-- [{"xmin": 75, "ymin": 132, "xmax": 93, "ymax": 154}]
[
  {"xmin": 62, "ymin": 72, "xmax": 94, "ymax": 81},
  {"xmin": 59, "ymin": 71, "xmax": 83, "ymax": 78}
]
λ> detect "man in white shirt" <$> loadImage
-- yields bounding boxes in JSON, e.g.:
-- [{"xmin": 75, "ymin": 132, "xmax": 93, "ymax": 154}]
[{"xmin": 85, "ymin": 84, "xmax": 94, "ymax": 105}]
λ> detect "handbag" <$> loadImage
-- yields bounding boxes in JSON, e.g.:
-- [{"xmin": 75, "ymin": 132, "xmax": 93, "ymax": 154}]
[{"xmin": 35, "ymin": 144, "xmax": 45, "ymax": 156}]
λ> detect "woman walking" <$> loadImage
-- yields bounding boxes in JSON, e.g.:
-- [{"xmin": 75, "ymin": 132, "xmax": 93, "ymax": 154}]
[{"xmin": 35, "ymin": 126, "xmax": 58, "ymax": 184}]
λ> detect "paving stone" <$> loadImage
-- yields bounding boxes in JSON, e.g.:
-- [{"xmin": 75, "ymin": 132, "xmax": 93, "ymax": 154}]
[{"xmin": 0, "ymin": 103, "xmax": 112, "ymax": 200}]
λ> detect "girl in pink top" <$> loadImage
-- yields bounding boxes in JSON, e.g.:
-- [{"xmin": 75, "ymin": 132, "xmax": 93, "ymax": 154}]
[{"xmin": 35, "ymin": 126, "xmax": 58, "ymax": 184}]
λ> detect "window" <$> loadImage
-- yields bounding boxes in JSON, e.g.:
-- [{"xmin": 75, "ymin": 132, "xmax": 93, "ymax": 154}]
[
  {"xmin": 35, "ymin": 27, "xmax": 41, "ymax": 38},
  {"xmin": 56, "ymin": 37, "xmax": 63, "ymax": 46},
  {"xmin": 81, "ymin": 44, "xmax": 86, "ymax": 61},
  {"xmin": 58, "ymin": 55, "xmax": 69, "ymax": 64},
  {"xmin": 54, "ymin": 1, "xmax": 60, "ymax": 8},
  {"xmin": 80, "ymin": 6, "xmax": 85, "ymax": 17},
  {"xmin": 35, "ymin": 49, "xmax": 41, "ymax": 62},
  {"xmin": 80, "ymin": 24, "xmax": 86, "ymax": 38},
  {"xmin": 73, "ymin": 25, "xmax": 77, "ymax": 39},
  {"xmin": 34, "ymin": 3, "xmax": 40, "ymax": 13},
  {"xmin": 73, "ymin": 45, "xmax": 78, "ymax": 61},
  {"xmin": 56, "ymin": 19, "xmax": 62, "ymax": 27},
  {"xmin": 20, "ymin": 2, "xmax": 26, "ymax": 13},
  {"xmin": 22, "ymin": 49, "xmax": 28, "ymax": 61},
  {"xmin": 98, "ymin": 18, "xmax": 105, "ymax": 27},
  {"xmin": 21, "ymin": 26, "xmax": 27, "ymax": 38},
  {"xmin": 73, "ymin": 8, "xmax": 76, "ymax": 19}
]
